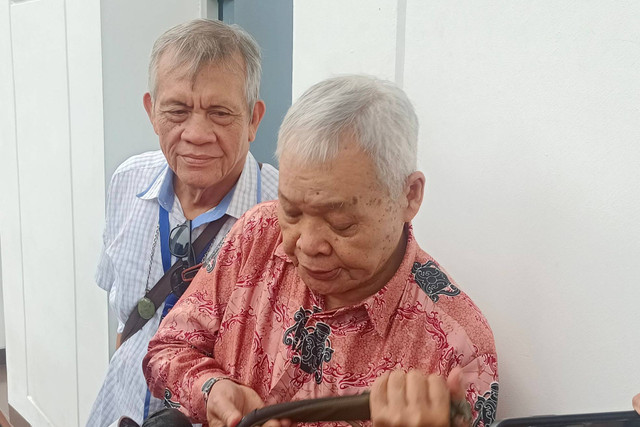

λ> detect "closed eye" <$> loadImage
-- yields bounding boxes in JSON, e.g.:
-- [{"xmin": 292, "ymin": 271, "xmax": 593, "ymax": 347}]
[
  {"xmin": 163, "ymin": 110, "xmax": 189, "ymax": 122},
  {"xmin": 331, "ymin": 223, "xmax": 356, "ymax": 232},
  {"xmin": 283, "ymin": 210, "xmax": 301, "ymax": 219},
  {"xmin": 209, "ymin": 110, "xmax": 235, "ymax": 125}
]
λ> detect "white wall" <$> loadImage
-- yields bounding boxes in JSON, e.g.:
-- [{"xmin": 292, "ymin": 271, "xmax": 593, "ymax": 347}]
[
  {"xmin": 292, "ymin": 0, "xmax": 402, "ymax": 98},
  {"xmin": 0, "ymin": 0, "xmax": 109, "ymax": 425},
  {"xmin": 293, "ymin": 0, "xmax": 640, "ymax": 420}
]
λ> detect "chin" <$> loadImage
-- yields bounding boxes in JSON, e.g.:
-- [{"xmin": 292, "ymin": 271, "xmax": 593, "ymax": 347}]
[
  {"xmin": 179, "ymin": 172, "xmax": 223, "ymax": 188},
  {"xmin": 304, "ymin": 277, "xmax": 354, "ymax": 300},
  {"xmin": 300, "ymin": 276, "xmax": 331, "ymax": 294}
]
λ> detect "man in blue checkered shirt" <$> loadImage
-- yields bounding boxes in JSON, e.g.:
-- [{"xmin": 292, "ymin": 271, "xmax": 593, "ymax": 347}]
[{"xmin": 87, "ymin": 19, "xmax": 279, "ymax": 427}]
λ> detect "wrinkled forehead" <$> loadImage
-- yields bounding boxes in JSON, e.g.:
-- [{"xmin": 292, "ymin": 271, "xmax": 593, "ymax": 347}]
[
  {"xmin": 277, "ymin": 150, "xmax": 339, "ymax": 180},
  {"xmin": 155, "ymin": 48, "xmax": 246, "ymax": 89},
  {"xmin": 278, "ymin": 143, "xmax": 388, "ymax": 205}
]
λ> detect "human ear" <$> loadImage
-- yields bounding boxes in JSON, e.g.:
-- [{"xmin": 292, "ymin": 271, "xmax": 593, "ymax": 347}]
[
  {"xmin": 248, "ymin": 100, "xmax": 266, "ymax": 142},
  {"xmin": 401, "ymin": 171, "xmax": 425, "ymax": 222},
  {"xmin": 143, "ymin": 93, "xmax": 159, "ymax": 135}
]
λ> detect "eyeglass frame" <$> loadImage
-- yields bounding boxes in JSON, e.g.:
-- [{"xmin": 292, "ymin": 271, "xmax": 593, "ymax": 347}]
[
  {"xmin": 169, "ymin": 220, "xmax": 196, "ymax": 265},
  {"xmin": 168, "ymin": 220, "xmax": 200, "ymax": 297}
]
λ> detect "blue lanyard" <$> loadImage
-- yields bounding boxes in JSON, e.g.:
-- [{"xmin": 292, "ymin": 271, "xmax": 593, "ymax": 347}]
[
  {"xmin": 158, "ymin": 207, "xmax": 172, "ymax": 273},
  {"xmin": 143, "ymin": 160, "xmax": 261, "ymax": 419}
]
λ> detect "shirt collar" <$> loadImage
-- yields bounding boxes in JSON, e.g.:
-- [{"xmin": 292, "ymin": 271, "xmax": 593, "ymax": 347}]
[
  {"xmin": 137, "ymin": 164, "xmax": 174, "ymax": 212},
  {"xmin": 362, "ymin": 225, "xmax": 417, "ymax": 337},
  {"xmin": 275, "ymin": 222, "xmax": 418, "ymax": 338},
  {"xmin": 136, "ymin": 153, "xmax": 261, "ymax": 224}
]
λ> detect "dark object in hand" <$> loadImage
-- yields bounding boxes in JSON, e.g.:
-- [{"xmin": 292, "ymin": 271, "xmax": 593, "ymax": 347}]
[
  {"xmin": 138, "ymin": 408, "xmax": 192, "ymax": 427},
  {"xmin": 236, "ymin": 392, "xmax": 472, "ymax": 427}
]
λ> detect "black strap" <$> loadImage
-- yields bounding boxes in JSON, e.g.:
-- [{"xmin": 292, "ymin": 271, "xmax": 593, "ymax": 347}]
[
  {"xmin": 235, "ymin": 392, "xmax": 472, "ymax": 427},
  {"xmin": 120, "ymin": 215, "xmax": 228, "ymax": 345},
  {"xmin": 236, "ymin": 392, "xmax": 371, "ymax": 427}
]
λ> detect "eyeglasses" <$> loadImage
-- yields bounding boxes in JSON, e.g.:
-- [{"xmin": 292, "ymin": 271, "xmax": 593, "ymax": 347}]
[
  {"xmin": 168, "ymin": 220, "xmax": 200, "ymax": 297},
  {"xmin": 169, "ymin": 220, "xmax": 194, "ymax": 262}
]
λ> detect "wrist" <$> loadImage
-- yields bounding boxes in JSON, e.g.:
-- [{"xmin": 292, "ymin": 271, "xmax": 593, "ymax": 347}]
[{"xmin": 202, "ymin": 376, "xmax": 231, "ymax": 404}]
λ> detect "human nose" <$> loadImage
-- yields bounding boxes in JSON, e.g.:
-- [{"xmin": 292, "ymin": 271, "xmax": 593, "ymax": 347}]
[
  {"xmin": 182, "ymin": 113, "xmax": 216, "ymax": 145},
  {"xmin": 295, "ymin": 219, "xmax": 332, "ymax": 257}
]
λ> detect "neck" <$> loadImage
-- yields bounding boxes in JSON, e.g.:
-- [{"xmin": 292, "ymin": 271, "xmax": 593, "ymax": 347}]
[{"xmin": 173, "ymin": 173, "xmax": 240, "ymax": 220}]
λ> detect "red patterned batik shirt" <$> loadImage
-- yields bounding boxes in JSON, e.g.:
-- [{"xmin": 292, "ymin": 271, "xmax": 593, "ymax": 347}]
[{"xmin": 144, "ymin": 201, "xmax": 499, "ymax": 426}]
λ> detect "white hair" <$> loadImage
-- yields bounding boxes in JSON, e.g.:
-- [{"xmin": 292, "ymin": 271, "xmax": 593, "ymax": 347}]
[
  {"xmin": 148, "ymin": 19, "xmax": 261, "ymax": 111},
  {"xmin": 277, "ymin": 75, "xmax": 419, "ymax": 198}
]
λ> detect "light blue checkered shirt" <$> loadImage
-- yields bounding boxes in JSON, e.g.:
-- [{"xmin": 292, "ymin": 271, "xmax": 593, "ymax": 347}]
[{"xmin": 87, "ymin": 150, "xmax": 278, "ymax": 427}]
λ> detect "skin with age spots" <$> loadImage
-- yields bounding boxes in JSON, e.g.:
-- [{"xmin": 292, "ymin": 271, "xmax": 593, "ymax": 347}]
[
  {"xmin": 277, "ymin": 136, "xmax": 425, "ymax": 310},
  {"xmin": 143, "ymin": 51, "xmax": 265, "ymax": 219}
]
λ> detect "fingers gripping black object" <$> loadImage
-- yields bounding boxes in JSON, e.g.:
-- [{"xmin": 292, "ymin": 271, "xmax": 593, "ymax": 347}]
[
  {"xmin": 235, "ymin": 392, "xmax": 473, "ymax": 427},
  {"xmin": 138, "ymin": 393, "xmax": 472, "ymax": 426},
  {"xmin": 236, "ymin": 392, "xmax": 371, "ymax": 427}
]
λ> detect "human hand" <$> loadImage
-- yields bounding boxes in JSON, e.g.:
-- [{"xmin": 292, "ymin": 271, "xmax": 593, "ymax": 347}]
[
  {"xmin": 370, "ymin": 368, "xmax": 469, "ymax": 427},
  {"xmin": 206, "ymin": 379, "xmax": 264, "ymax": 427},
  {"xmin": 206, "ymin": 379, "xmax": 295, "ymax": 427},
  {"xmin": 446, "ymin": 368, "xmax": 470, "ymax": 427},
  {"xmin": 633, "ymin": 392, "xmax": 640, "ymax": 415}
]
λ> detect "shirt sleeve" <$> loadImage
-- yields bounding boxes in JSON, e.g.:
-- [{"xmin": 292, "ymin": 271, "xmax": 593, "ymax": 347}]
[
  {"xmin": 95, "ymin": 170, "xmax": 118, "ymax": 292},
  {"xmin": 95, "ymin": 245, "xmax": 114, "ymax": 292},
  {"xmin": 142, "ymin": 213, "xmax": 251, "ymax": 423},
  {"xmin": 459, "ymin": 352, "xmax": 499, "ymax": 427}
]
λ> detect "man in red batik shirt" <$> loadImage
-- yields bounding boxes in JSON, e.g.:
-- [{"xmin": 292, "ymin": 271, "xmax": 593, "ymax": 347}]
[{"xmin": 144, "ymin": 75, "xmax": 499, "ymax": 427}]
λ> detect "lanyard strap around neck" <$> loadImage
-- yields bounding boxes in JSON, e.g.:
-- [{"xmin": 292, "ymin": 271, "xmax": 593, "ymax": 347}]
[{"xmin": 158, "ymin": 206, "xmax": 172, "ymax": 272}]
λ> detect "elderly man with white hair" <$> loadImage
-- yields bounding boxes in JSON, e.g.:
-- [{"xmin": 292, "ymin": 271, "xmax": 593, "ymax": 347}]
[
  {"xmin": 144, "ymin": 75, "xmax": 499, "ymax": 427},
  {"xmin": 88, "ymin": 19, "xmax": 278, "ymax": 427}
]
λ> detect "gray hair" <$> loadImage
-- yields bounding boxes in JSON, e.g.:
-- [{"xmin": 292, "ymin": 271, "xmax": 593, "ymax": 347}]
[
  {"xmin": 277, "ymin": 75, "xmax": 419, "ymax": 198},
  {"xmin": 148, "ymin": 19, "xmax": 261, "ymax": 111}
]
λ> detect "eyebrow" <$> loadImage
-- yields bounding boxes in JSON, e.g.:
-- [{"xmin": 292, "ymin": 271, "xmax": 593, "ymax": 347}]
[
  {"xmin": 160, "ymin": 99, "xmax": 241, "ymax": 112},
  {"xmin": 159, "ymin": 99, "xmax": 191, "ymax": 108}
]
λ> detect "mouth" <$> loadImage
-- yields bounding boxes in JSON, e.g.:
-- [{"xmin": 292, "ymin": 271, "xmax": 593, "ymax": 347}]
[
  {"xmin": 300, "ymin": 266, "xmax": 341, "ymax": 281},
  {"xmin": 180, "ymin": 155, "xmax": 216, "ymax": 165}
]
